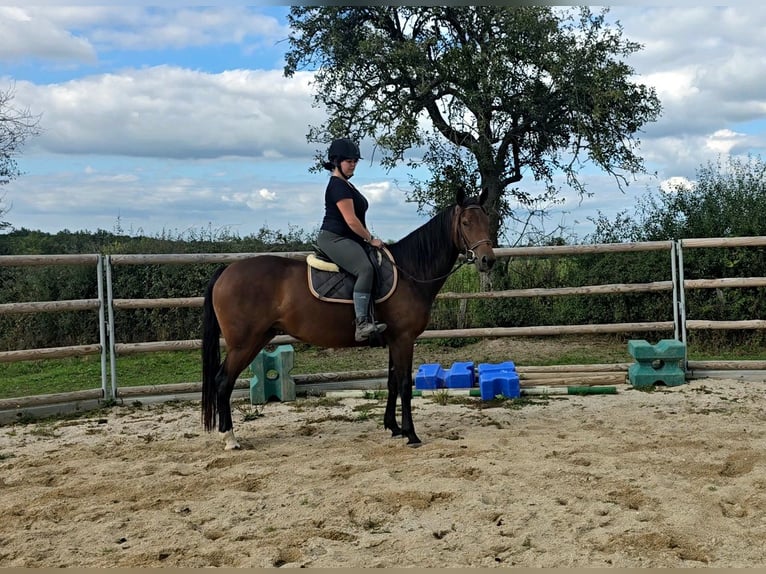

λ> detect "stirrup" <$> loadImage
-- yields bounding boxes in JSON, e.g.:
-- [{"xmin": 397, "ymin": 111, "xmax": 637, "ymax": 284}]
[{"xmin": 355, "ymin": 318, "xmax": 387, "ymax": 342}]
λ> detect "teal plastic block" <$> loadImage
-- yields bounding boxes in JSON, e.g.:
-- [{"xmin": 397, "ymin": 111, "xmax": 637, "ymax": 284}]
[
  {"xmin": 627, "ymin": 339, "xmax": 686, "ymax": 388},
  {"xmin": 250, "ymin": 345, "xmax": 296, "ymax": 404},
  {"xmin": 628, "ymin": 364, "xmax": 686, "ymax": 387},
  {"xmin": 628, "ymin": 339, "xmax": 686, "ymax": 361}
]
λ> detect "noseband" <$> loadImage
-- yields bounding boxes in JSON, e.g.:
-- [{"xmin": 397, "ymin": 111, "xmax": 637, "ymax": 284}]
[{"xmin": 454, "ymin": 204, "xmax": 493, "ymax": 263}]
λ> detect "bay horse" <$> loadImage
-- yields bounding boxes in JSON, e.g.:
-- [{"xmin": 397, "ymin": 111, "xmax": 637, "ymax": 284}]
[{"xmin": 201, "ymin": 187, "xmax": 495, "ymax": 450}]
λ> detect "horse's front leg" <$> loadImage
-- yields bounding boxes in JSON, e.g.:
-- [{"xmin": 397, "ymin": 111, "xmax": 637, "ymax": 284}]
[
  {"xmin": 390, "ymin": 342, "xmax": 421, "ymax": 446},
  {"xmin": 384, "ymin": 353, "xmax": 402, "ymax": 437}
]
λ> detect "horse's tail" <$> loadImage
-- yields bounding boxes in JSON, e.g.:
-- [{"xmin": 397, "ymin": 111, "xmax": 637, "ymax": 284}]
[{"xmin": 202, "ymin": 265, "xmax": 226, "ymax": 432}]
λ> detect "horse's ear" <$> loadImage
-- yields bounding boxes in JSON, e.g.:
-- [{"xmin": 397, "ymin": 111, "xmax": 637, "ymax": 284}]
[
  {"xmin": 478, "ymin": 187, "xmax": 488, "ymax": 206},
  {"xmin": 455, "ymin": 186, "xmax": 466, "ymax": 206}
]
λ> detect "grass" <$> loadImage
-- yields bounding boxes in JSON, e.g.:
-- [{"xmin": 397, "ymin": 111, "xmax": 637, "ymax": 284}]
[
  {"xmin": 0, "ymin": 334, "xmax": 762, "ymax": 400},
  {"xmin": 0, "ymin": 352, "xmax": 202, "ymax": 399},
  {"xmin": 0, "ymin": 355, "xmax": 107, "ymax": 398}
]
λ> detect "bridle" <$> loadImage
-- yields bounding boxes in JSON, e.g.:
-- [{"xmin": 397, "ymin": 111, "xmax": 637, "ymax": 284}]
[
  {"xmin": 454, "ymin": 204, "xmax": 493, "ymax": 265},
  {"xmin": 393, "ymin": 203, "xmax": 493, "ymax": 284}
]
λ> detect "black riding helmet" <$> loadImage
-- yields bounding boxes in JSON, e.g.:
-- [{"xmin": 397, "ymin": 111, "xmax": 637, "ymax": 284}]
[{"xmin": 322, "ymin": 138, "xmax": 362, "ymax": 171}]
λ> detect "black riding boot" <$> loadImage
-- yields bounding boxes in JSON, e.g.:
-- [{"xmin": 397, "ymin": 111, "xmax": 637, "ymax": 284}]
[
  {"xmin": 353, "ymin": 291, "xmax": 387, "ymax": 342},
  {"xmin": 355, "ymin": 316, "xmax": 387, "ymax": 342}
]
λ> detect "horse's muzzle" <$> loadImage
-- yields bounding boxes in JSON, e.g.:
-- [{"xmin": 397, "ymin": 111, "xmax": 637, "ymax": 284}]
[{"xmin": 476, "ymin": 252, "xmax": 496, "ymax": 273}]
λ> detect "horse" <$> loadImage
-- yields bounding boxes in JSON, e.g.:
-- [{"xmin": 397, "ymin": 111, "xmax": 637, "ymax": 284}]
[{"xmin": 201, "ymin": 187, "xmax": 496, "ymax": 450}]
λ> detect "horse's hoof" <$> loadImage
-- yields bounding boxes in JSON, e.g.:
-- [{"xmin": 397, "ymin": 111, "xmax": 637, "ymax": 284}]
[
  {"xmin": 221, "ymin": 430, "xmax": 240, "ymax": 450},
  {"xmin": 390, "ymin": 430, "xmax": 403, "ymax": 438},
  {"xmin": 406, "ymin": 437, "xmax": 422, "ymax": 448}
]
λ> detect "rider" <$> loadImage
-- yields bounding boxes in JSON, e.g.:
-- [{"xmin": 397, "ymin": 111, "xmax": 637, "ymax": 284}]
[{"xmin": 316, "ymin": 137, "xmax": 387, "ymax": 342}]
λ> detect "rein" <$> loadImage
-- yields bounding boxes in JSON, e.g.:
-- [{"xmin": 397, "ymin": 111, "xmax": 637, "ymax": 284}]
[
  {"xmin": 393, "ymin": 256, "xmax": 469, "ymax": 285},
  {"xmin": 392, "ymin": 204, "xmax": 491, "ymax": 285}
]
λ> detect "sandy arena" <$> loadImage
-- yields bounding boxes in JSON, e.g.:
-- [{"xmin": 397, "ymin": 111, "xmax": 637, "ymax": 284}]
[{"xmin": 1, "ymin": 377, "xmax": 765, "ymax": 567}]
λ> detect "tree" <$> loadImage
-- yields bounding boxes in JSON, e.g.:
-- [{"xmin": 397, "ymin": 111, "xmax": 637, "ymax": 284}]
[
  {"xmin": 585, "ymin": 155, "xmax": 766, "ymax": 336},
  {"xmin": 284, "ymin": 6, "xmax": 661, "ymax": 244},
  {"xmin": 1, "ymin": 84, "xmax": 42, "ymax": 229},
  {"xmin": 589, "ymin": 155, "xmax": 766, "ymax": 243}
]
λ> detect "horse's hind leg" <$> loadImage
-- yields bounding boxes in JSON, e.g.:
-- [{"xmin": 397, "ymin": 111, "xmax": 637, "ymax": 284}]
[
  {"xmin": 211, "ymin": 364, "xmax": 240, "ymax": 450},
  {"xmin": 217, "ymin": 344, "xmax": 266, "ymax": 450}
]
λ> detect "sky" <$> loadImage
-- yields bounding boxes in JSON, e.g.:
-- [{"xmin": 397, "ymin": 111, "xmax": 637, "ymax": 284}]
[{"xmin": 1, "ymin": 5, "xmax": 766, "ymax": 245}]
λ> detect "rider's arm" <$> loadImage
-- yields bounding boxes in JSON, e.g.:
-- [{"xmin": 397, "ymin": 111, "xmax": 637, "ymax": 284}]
[{"xmin": 336, "ymin": 199, "xmax": 383, "ymax": 247}]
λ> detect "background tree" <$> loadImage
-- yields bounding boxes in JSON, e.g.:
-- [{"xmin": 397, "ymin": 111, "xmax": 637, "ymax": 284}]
[
  {"xmin": 588, "ymin": 155, "xmax": 766, "ymax": 244},
  {"xmin": 584, "ymin": 154, "xmax": 766, "ymax": 347},
  {"xmin": 284, "ymin": 6, "xmax": 662, "ymax": 246},
  {"xmin": 1, "ymin": 84, "xmax": 42, "ymax": 230}
]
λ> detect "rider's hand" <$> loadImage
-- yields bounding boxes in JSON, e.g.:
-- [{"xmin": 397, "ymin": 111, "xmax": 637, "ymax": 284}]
[{"xmin": 370, "ymin": 238, "xmax": 385, "ymax": 248}]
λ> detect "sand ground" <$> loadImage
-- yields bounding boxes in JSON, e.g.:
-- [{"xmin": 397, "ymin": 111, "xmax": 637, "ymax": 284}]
[{"xmin": 1, "ymin": 377, "xmax": 765, "ymax": 567}]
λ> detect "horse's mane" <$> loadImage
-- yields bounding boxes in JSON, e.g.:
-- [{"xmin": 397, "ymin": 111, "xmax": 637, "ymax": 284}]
[{"xmin": 387, "ymin": 196, "xmax": 482, "ymax": 285}]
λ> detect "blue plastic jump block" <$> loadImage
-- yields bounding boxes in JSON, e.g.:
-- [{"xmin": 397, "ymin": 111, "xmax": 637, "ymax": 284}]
[
  {"xmin": 477, "ymin": 361, "xmax": 520, "ymax": 400},
  {"xmin": 415, "ymin": 363, "xmax": 446, "ymax": 390},
  {"xmin": 479, "ymin": 373, "xmax": 521, "ymax": 400},
  {"xmin": 445, "ymin": 361, "xmax": 475, "ymax": 388},
  {"xmin": 478, "ymin": 361, "xmax": 516, "ymax": 376}
]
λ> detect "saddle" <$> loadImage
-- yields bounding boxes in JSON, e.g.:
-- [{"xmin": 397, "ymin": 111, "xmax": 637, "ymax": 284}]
[{"xmin": 306, "ymin": 245, "xmax": 398, "ymax": 304}]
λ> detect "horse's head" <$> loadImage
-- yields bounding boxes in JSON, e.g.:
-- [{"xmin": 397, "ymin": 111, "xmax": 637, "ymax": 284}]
[{"xmin": 454, "ymin": 188, "xmax": 496, "ymax": 273}]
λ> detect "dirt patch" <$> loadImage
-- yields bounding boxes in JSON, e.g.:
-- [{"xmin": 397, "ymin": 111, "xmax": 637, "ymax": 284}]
[
  {"xmin": 1, "ymin": 378, "xmax": 766, "ymax": 567},
  {"xmin": 295, "ymin": 334, "xmax": 633, "ymax": 373}
]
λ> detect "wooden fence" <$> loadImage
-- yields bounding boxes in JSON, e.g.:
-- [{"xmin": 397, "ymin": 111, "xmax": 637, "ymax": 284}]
[
  {"xmin": 0, "ymin": 254, "xmax": 109, "ymax": 398},
  {"xmin": 2, "ymin": 236, "xmax": 766, "ymax": 406}
]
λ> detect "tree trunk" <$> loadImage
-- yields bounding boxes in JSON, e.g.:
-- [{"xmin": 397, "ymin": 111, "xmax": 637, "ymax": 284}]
[
  {"xmin": 478, "ymin": 169, "xmax": 507, "ymax": 292},
  {"xmin": 479, "ymin": 170, "xmax": 504, "ymax": 248}
]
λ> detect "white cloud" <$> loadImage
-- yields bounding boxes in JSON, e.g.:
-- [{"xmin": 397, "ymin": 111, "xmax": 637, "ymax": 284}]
[
  {"xmin": 258, "ymin": 188, "xmax": 276, "ymax": 201},
  {"xmin": 645, "ymin": 69, "xmax": 699, "ymax": 104},
  {"xmin": 0, "ymin": 7, "xmax": 96, "ymax": 62},
  {"xmin": 221, "ymin": 187, "xmax": 279, "ymax": 210},
  {"xmin": 0, "ymin": 7, "xmax": 287, "ymax": 58},
  {"xmin": 89, "ymin": 173, "xmax": 139, "ymax": 184},
  {"xmin": 358, "ymin": 181, "xmax": 391, "ymax": 204},
  {"xmin": 13, "ymin": 67, "xmax": 321, "ymax": 160},
  {"xmin": 659, "ymin": 176, "xmax": 694, "ymax": 194},
  {"xmin": 705, "ymin": 129, "xmax": 747, "ymax": 155},
  {"xmin": 618, "ymin": 6, "xmax": 766, "ymax": 155}
]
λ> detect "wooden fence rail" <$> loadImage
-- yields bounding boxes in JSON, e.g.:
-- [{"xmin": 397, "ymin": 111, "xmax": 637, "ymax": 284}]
[
  {"xmin": 0, "ymin": 299, "xmax": 101, "ymax": 314},
  {"xmin": 2, "ymin": 236, "xmax": 766, "ymax": 406},
  {"xmin": 0, "ymin": 254, "xmax": 100, "ymax": 266},
  {"xmin": 0, "ymin": 255, "xmax": 109, "ymax": 397}
]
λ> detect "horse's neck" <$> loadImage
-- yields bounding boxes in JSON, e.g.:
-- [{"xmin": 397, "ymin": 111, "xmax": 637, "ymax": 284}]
[
  {"xmin": 390, "ymin": 210, "xmax": 459, "ymax": 301},
  {"xmin": 428, "ymin": 248, "xmax": 459, "ymax": 291}
]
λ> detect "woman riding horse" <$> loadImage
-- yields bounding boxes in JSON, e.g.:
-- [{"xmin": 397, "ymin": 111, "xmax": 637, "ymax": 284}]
[
  {"xmin": 316, "ymin": 138, "xmax": 387, "ymax": 342},
  {"xmin": 202, "ymin": 183, "xmax": 495, "ymax": 450}
]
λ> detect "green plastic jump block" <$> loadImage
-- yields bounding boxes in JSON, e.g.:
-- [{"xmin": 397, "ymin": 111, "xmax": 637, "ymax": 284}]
[
  {"xmin": 250, "ymin": 344, "xmax": 296, "ymax": 404},
  {"xmin": 627, "ymin": 339, "xmax": 686, "ymax": 388},
  {"xmin": 628, "ymin": 364, "xmax": 686, "ymax": 387},
  {"xmin": 628, "ymin": 339, "xmax": 686, "ymax": 361}
]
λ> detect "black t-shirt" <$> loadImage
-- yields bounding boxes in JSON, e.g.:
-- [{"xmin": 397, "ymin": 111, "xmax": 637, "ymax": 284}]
[{"xmin": 320, "ymin": 176, "xmax": 369, "ymax": 241}]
